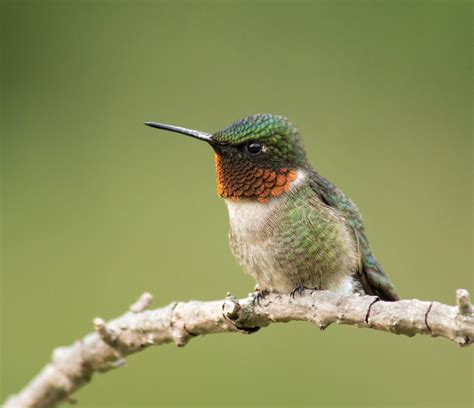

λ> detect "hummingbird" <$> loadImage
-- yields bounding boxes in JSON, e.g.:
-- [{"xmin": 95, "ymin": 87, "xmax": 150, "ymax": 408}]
[{"xmin": 145, "ymin": 114, "xmax": 399, "ymax": 302}]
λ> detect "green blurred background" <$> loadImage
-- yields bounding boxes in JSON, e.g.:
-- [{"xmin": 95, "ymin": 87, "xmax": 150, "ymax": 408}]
[{"xmin": 1, "ymin": 1, "xmax": 472, "ymax": 407}]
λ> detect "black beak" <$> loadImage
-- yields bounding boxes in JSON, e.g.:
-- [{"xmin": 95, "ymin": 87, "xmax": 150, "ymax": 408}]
[{"xmin": 144, "ymin": 121, "xmax": 213, "ymax": 142}]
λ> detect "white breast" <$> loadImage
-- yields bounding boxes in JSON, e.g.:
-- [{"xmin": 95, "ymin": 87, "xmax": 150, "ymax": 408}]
[
  {"xmin": 224, "ymin": 170, "xmax": 307, "ymax": 236},
  {"xmin": 225, "ymin": 197, "xmax": 279, "ymax": 236},
  {"xmin": 223, "ymin": 170, "xmax": 308, "ymax": 290}
]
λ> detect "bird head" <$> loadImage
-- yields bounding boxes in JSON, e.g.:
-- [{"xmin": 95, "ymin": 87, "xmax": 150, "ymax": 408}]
[{"xmin": 145, "ymin": 114, "xmax": 308, "ymax": 203}]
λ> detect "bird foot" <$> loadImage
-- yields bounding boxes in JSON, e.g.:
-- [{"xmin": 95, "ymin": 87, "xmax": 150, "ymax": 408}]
[
  {"xmin": 252, "ymin": 289, "xmax": 269, "ymax": 307},
  {"xmin": 290, "ymin": 284, "xmax": 319, "ymax": 299}
]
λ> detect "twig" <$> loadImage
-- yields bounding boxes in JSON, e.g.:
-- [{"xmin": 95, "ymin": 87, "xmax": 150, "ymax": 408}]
[{"xmin": 3, "ymin": 289, "xmax": 473, "ymax": 408}]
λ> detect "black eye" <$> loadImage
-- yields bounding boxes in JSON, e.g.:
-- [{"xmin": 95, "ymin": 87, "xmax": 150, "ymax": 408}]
[{"xmin": 247, "ymin": 142, "xmax": 262, "ymax": 154}]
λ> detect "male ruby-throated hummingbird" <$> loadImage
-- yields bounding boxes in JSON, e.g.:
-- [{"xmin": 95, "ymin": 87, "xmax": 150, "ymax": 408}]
[{"xmin": 145, "ymin": 114, "xmax": 399, "ymax": 302}]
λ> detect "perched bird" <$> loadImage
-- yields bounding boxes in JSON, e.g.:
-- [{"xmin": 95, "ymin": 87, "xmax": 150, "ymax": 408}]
[{"xmin": 145, "ymin": 114, "xmax": 399, "ymax": 302}]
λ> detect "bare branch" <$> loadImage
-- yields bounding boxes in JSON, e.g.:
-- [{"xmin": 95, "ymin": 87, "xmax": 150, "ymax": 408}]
[
  {"xmin": 456, "ymin": 289, "xmax": 472, "ymax": 317},
  {"xmin": 129, "ymin": 292, "xmax": 153, "ymax": 313},
  {"xmin": 4, "ymin": 289, "xmax": 473, "ymax": 408}
]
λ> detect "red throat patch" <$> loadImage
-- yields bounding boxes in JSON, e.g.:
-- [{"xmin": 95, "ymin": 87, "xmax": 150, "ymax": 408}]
[{"xmin": 215, "ymin": 154, "xmax": 298, "ymax": 203}]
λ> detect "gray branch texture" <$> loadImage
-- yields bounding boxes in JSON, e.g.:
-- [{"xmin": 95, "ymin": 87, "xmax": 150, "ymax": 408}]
[{"xmin": 4, "ymin": 289, "xmax": 473, "ymax": 408}]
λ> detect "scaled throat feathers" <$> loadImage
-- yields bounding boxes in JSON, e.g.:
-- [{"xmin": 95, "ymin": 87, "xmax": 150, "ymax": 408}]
[
  {"xmin": 215, "ymin": 154, "xmax": 300, "ymax": 203},
  {"xmin": 223, "ymin": 169, "xmax": 308, "ymax": 231}
]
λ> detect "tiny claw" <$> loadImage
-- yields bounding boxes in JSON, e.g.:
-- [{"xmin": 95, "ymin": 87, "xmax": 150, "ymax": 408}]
[
  {"xmin": 252, "ymin": 289, "xmax": 269, "ymax": 307},
  {"xmin": 290, "ymin": 284, "xmax": 304, "ymax": 298},
  {"xmin": 290, "ymin": 284, "xmax": 318, "ymax": 298}
]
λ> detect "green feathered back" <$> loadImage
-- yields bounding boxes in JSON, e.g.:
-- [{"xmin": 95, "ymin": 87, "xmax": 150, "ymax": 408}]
[{"xmin": 309, "ymin": 170, "xmax": 400, "ymax": 301}]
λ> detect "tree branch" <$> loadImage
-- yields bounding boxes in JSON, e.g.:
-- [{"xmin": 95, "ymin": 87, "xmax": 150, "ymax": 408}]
[{"xmin": 4, "ymin": 289, "xmax": 473, "ymax": 408}]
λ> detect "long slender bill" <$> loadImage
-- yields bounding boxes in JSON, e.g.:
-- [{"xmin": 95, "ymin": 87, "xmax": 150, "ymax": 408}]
[{"xmin": 144, "ymin": 121, "xmax": 213, "ymax": 142}]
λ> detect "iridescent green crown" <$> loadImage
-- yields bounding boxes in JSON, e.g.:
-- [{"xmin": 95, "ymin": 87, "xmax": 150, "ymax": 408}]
[
  {"xmin": 212, "ymin": 114, "xmax": 307, "ymax": 167},
  {"xmin": 212, "ymin": 114, "xmax": 295, "ymax": 144}
]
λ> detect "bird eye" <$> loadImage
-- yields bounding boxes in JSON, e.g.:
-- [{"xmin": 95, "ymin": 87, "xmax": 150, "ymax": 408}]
[{"xmin": 247, "ymin": 142, "xmax": 262, "ymax": 154}]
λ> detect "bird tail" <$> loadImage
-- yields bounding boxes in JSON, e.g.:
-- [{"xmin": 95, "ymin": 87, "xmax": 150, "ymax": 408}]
[{"xmin": 360, "ymin": 254, "xmax": 399, "ymax": 301}]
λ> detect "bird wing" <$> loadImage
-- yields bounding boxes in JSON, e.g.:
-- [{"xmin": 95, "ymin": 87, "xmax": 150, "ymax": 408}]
[{"xmin": 308, "ymin": 171, "xmax": 399, "ymax": 301}]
